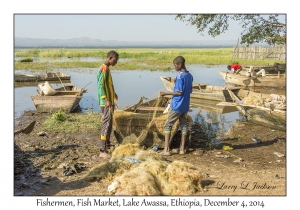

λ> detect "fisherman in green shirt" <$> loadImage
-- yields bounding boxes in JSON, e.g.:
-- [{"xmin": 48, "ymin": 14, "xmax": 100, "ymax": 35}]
[{"xmin": 97, "ymin": 50, "xmax": 119, "ymax": 159}]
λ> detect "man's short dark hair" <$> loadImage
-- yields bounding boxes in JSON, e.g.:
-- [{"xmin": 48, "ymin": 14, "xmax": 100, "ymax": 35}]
[
  {"xmin": 107, "ymin": 50, "xmax": 119, "ymax": 58},
  {"xmin": 173, "ymin": 56, "xmax": 185, "ymax": 65}
]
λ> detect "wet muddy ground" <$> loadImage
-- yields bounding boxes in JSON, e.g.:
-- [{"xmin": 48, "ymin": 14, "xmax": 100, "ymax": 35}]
[{"xmin": 14, "ymin": 110, "xmax": 286, "ymax": 196}]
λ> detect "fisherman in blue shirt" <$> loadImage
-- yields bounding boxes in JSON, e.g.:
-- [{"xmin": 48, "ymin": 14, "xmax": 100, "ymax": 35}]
[{"xmin": 160, "ymin": 56, "xmax": 193, "ymax": 156}]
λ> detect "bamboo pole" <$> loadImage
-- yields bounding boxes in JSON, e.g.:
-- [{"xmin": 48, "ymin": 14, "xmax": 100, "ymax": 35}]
[{"xmin": 55, "ymin": 72, "xmax": 66, "ymax": 91}]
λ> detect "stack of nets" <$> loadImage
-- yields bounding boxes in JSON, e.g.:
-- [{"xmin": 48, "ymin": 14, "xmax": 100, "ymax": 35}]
[
  {"xmin": 243, "ymin": 94, "xmax": 286, "ymax": 109},
  {"xmin": 84, "ymin": 143, "xmax": 203, "ymax": 195},
  {"xmin": 264, "ymin": 94, "xmax": 286, "ymax": 109}
]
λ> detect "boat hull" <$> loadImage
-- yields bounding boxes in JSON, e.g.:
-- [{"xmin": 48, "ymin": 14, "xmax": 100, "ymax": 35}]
[
  {"xmin": 218, "ymin": 70, "xmax": 286, "ymax": 87},
  {"xmin": 227, "ymin": 89, "xmax": 286, "ymax": 131},
  {"xmin": 190, "ymin": 98, "xmax": 238, "ymax": 114},
  {"xmin": 31, "ymin": 95, "xmax": 82, "ymax": 113},
  {"xmin": 244, "ymin": 107, "xmax": 286, "ymax": 131},
  {"xmin": 14, "ymin": 72, "xmax": 71, "ymax": 82},
  {"xmin": 160, "ymin": 76, "xmax": 239, "ymax": 102}
]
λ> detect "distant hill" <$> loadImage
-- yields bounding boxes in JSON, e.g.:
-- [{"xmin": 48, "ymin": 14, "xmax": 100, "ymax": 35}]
[{"xmin": 14, "ymin": 37, "xmax": 241, "ymax": 48}]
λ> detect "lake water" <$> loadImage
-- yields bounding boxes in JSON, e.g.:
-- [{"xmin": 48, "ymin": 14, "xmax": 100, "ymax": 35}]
[
  {"xmin": 14, "ymin": 64, "xmax": 245, "ymax": 140},
  {"xmin": 14, "ymin": 56, "xmax": 131, "ymax": 63}
]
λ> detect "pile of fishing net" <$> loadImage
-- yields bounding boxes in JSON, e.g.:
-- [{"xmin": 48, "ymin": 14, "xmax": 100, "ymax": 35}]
[
  {"xmin": 84, "ymin": 143, "xmax": 203, "ymax": 195},
  {"xmin": 243, "ymin": 94, "xmax": 286, "ymax": 109},
  {"xmin": 264, "ymin": 94, "xmax": 286, "ymax": 109},
  {"xmin": 243, "ymin": 95, "xmax": 264, "ymax": 106}
]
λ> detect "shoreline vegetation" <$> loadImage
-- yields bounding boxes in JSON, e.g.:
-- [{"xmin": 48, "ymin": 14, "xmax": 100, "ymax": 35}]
[
  {"xmin": 14, "ymin": 48, "xmax": 285, "ymax": 71},
  {"xmin": 42, "ymin": 109, "xmax": 101, "ymax": 133}
]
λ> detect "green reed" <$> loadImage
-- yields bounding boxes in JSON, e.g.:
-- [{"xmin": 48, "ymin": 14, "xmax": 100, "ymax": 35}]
[{"xmin": 14, "ymin": 48, "xmax": 285, "ymax": 71}]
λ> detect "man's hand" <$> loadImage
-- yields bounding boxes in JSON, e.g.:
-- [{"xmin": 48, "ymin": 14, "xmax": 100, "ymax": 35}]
[
  {"xmin": 160, "ymin": 91, "xmax": 166, "ymax": 96},
  {"xmin": 106, "ymin": 99, "xmax": 112, "ymax": 107}
]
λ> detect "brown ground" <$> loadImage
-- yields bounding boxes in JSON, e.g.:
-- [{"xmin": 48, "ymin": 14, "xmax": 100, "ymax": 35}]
[{"xmin": 14, "ymin": 110, "xmax": 286, "ymax": 196}]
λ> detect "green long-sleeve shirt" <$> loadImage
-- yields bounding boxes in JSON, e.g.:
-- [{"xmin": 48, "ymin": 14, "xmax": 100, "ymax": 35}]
[{"xmin": 97, "ymin": 64, "xmax": 115, "ymax": 106}]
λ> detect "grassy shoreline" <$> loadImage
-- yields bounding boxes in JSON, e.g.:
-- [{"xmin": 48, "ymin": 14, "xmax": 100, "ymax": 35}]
[
  {"xmin": 14, "ymin": 48, "xmax": 285, "ymax": 71},
  {"xmin": 42, "ymin": 110, "xmax": 101, "ymax": 133}
]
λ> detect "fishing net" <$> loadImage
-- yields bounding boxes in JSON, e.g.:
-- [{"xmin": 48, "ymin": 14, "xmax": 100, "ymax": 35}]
[
  {"xmin": 113, "ymin": 110, "xmax": 179, "ymax": 148},
  {"xmin": 243, "ymin": 95, "xmax": 264, "ymax": 106},
  {"xmin": 84, "ymin": 143, "xmax": 203, "ymax": 195},
  {"xmin": 113, "ymin": 96, "xmax": 184, "ymax": 148},
  {"xmin": 84, "ymin": 93, "xmax": 208, "ymax": 195},
  {"xmin": 243, "ymin": 94, "xmax": 286, "ymax": 110}
]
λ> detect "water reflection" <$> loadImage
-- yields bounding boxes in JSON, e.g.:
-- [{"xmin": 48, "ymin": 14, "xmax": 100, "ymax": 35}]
[{"xmin": 190, "ymin": 107, "xmax": 243, "ymax": 144}]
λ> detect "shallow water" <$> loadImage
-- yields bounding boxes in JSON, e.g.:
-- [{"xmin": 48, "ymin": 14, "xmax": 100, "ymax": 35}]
[{"xmin": 14, "ymin": 64, "xmax": 245, "ymax": 140}]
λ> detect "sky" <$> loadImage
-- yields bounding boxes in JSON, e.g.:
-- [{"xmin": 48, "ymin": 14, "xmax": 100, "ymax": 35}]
[
  {"xmin": 14, "ymin": 14, "xmax": 286, "ymax": 42},
  {"xmin": 2, "ymin": 0, "xmax": 300, "ymax": 209}
]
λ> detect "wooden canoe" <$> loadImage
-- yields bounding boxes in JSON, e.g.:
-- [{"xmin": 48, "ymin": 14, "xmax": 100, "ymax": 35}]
[
  {"xmin": 243, "ymin": 63, "xmax": 286, "ymax": 72},
  {"xmin": 14, "ymin": 80, "xmax": 71, "ymax": 88},
  {"xmin": 240, "ymin": 63, "xmax": 286, "ymax": 76},
  {"xmin": 160, "ymin": 76, "xmax": 241, "ymax": 102},
  {"xmin": 243, "ymin": 65, "xmax": 285, "ymax": 74},
  {"xmin": 31, "ymin": 83, "xmax": 86, "ymax": 113},
  {"xmin": 190, "ymin": 97, "xmax": 238, "ymax": 114},
  {"xmin": 14, "ymin": 72, "xmax": 71, "ymax": 82},
  {"xmin": 218, "ymin": 89, "xmax": 286, "ymax": 131},
  {"xmin": 230, "ymin": 88, "xmax": 286, "ymax": 102},
  {"xmin": 123, "ymin": 96, "xmax": 170, "ymax": 113},
  {"xmin": 218, "ymin": 70, "xmax": 286, "ymax": 87}
]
